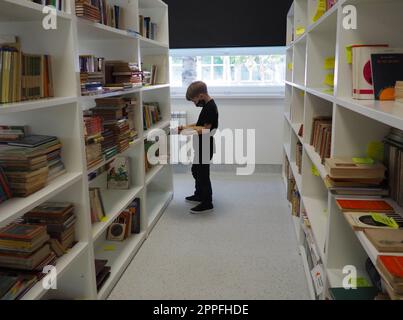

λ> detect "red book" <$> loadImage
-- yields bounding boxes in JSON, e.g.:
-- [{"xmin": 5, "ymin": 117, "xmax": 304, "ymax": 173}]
[
  {"xmin": 336, "ymin": 199, "xmax": 394, "ymax": 213},
  {"xmin": 378, "ymin": 256, "xmax": 403, "ymax": 283}
]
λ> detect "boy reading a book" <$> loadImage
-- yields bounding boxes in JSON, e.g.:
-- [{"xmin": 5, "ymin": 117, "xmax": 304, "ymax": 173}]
[{"xmin": 178, "ymin": 81, "xmax": 219, "ymax": 214}]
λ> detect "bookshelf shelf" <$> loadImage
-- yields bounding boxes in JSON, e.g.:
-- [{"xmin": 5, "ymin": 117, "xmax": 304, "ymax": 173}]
[
  {"xmin": 145, "ymin": 164, "xmax": 164, "ymax": 185},
  {"xmin": 303, "ymin": 144, "xmax": 327, "ymax": 180},
  {"xmin": 0, "ymin": 0, "xmax": 73, "ymax": 21},
  {"xmin": 299, "ymin": 245, "xmax": 317, "ymax": 300},
  {"xmin": 91, "ymin": 186, "xmax": 144, "ymax": 241},
  {"xmin": 0, "ymin": 0, "xmax": 172, "ymax": 300},
  {"xmin": 20, "ymin": 242, "xmax": 89, "ymax": 300},
  {"xmin": 0, "ymin": 172, "xmax": 82, "ymax": 227},
  {"xmin": 95, "ymin": 231, "xmax": 147, "ymax": 300},
  {"xmin": 305, "ymin": 88, "xmax": 335, "ymax": 103},
  {"xmin": 0, "ymin": 97, "xmax": 78, "ymax": 114},
  {"xmin": 285, "ymin": 80, "xmax": 306, "ymax": 91}
]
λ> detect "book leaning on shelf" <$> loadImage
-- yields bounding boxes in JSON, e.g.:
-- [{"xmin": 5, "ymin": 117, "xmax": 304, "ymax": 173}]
[
  {"xmin": 89, "ymin": 187, "xmax": 106, "ymax": 224},
  {"xmin": 107, "ymin": 156, "xmax": 129, "ymax": 190},
  {"xmin": 143, "ymin": 102, "xmax": 161, "ymax": 130},
  {"xmin": 106, "ymin": 197, "xmax": 140, "ymax": 241}
]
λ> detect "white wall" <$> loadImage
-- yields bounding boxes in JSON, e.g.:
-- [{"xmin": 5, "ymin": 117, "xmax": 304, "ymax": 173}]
[{"xmin": 171, "ymin": 97, "xmax": 284, "ymax": 165}]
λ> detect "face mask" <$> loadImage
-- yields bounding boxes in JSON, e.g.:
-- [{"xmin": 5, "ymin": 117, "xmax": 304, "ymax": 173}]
[{"xmin": 196, "ymin": 99, "xmax": 206, "ymax": 108}]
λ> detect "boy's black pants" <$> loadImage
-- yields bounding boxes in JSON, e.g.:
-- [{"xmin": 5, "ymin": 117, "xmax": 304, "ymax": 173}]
[{"xmin": 191, "ymin": 145, "xmax": 213, "ymax": 204}]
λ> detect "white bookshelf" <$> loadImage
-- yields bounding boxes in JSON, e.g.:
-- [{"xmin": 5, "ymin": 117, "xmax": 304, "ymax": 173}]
[
  {"xmin": 283, "ymin": 0, "xmax": 403, "ymax": 300},
  {"xmin": 0, "ymin": 0, "xmax": 173, "ymax": 300}
]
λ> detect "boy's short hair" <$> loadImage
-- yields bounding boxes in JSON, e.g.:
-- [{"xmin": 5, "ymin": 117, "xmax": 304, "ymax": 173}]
[{"xmin": 186, "ymin": 81, "xmax": 208, "ymax": 101}]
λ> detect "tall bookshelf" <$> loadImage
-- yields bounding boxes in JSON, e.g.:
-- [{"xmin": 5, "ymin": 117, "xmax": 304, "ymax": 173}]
[
  {"xmin": 0, "ymin": 0, "xmax": 173, "ymax": 300},
  {"xmin": 284, "ymin": 0, "xmax": 403, "ymax": 300}
]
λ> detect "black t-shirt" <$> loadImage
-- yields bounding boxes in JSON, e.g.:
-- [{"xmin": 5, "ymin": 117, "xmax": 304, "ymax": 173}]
[{"xmin": 193, "ymin": 99, "xmax": 219, "ymax": 163}]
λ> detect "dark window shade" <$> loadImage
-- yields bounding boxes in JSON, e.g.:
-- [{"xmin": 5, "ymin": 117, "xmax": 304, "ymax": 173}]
[{"xmin": 162, "ymin": 0, "xmax": 293, "ymax": 49}]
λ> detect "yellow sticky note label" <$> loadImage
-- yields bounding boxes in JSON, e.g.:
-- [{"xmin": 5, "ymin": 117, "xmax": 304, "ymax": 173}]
[
  {"xmin": 288, "ymin": 63, "xmax": 293, "ymax": 71},
  {"xmin": 100, "ymin": 216, "xmax": 108, "ymax": 223},
  {"xmin": 324, "ymin": 57, "xmax": 336, "ymax": 70},
  {"xmin": 352, "ymin": 157, "xmax": 374, "ymax": 165},
  {"xmin": 312, "ymin": 0, "xmax": 326, "ymax": 22},
  {"xmin": 324, "ymin": 74, "xmax": 335, "ymax": 87},
  {"xmin": 296, "ymin": 26, "xmax": 306, "ymax": 36},
  {"xmin": 300, "ymin": 91, "xmax": 305, "ymax": 97},
  {"xmin": 367, "ymin": 141, "xmax": 384, "ymax": 162},
  {"xmin": 103, "ymin": 245, "xmax": 116, "ymax": 251},
  {"xmin": 311, "ymin": 165, "xmax": 320, "ymax": 177},
  {"xmin": 346, "ymin": 45, "xmax": 353, "ymax": 64},
  {"xmin": 371, "ymin": 213, "xmax": 399, "ymax": 229},
  {"xmin": 323, "ymin": 89, "xmax": 334, "ymax": 95},
  {"xmin": 348, "ymin": 277, "xmax": 371, "ymax": 288}
]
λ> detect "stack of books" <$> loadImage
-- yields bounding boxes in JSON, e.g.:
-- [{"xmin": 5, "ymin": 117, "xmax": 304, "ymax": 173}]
[
  {"xmin": 75, "ymin": 0, "xmax": 101, "ymax": 22},
  {"xmin": 105, "ymin": 119, "xmax": 131, "ymax": 153},
  {"xmin": 79, "ymin": 55, "xmax": 105, "ymax": 96},
  {"xmin": 0, "ymin": 167, "xmax": 12, "ymax": 204},
  {"xmin": 89, "ymin": 187, "xmax": 106, "ymax": 224},
  {"xmin": 0, "ymin": 223, "xmax": 54, "ymax": 271},
  {"xmin": 104, "ymin": 61, "xmax": 143, "ymax": 90},
  {"xmin": 377, "ymin": 256, "xmax": 403, "ymax": 300},
  {"xmin": 124, "ymin": 97, "xmax": 138, "ymax": 142},
  {"xmin": 384, "ymin": 128, "xmax": 403, "ymax": 206},
  {"xmin": 95, "ymin": 259, "xmax": 110, "ymax": 292},
  {"xmin": 100, "ymin": 128, "xmax": 118, "ymax": 161},
  {"xmin": 0, "ymin": 135, "xmax": 63, "ymax": 197},
  {"xmin": 396, "ymin": 81, "xmax": 403, "ymax": 103},
  {"xmin": 325, "ymin": 158, "xmax": 387, "ymax": 196},
  {"xmin": 310, "ymin": 116, "xmax": 332, "ymax": 163},
  {"xmin": 143, "ymin": 102, "xmax": 161, "ymax": 130},
  {"xmin": 23, "ymin": 202, "xmax": 76, "ymax": 256},
  {"xmin": 83, "ymin": 115, "xmax": 104, "ymax": 169}
]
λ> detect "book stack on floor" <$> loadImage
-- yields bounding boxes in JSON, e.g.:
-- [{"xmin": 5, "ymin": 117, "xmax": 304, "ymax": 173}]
[
  {"xmin": 79, "ymin": 55, "xmax": 105, "ymax": 96},
  {"xmin": 95, "ymin": 259, "xmax": 110, "ymax": 292},
  {"xmin": 0, "ymin": 223, "xmax": 56, "ymax": 300},
  {"xmin": 324, "ymin": 158, "xmax": 387, "ymax": 196},
  {"xmin": 384, "ymin": 128, "xmax": 403, "ymax": 206},
  {"xmin": 377, "ymin": 256, "xmax": 403, "ymax": 300},
  {"xmin": 75, "ymin": 0, "xmax": 101, "ymax": 22},
  {"xmin": 106, "ymin": 198, "xmax": 140, "ymax": 241},
  {"xmin": 83, "ymin": 114, "xmax": 104, "ymax": 170},
  {"xmin": 0, "ymin": 134, "xmax": 64, "ymax": 197},
  {"xmin": 143, "ymin": 102, "xmax": 161, "ymax": 130},
  {"xmin": 310, "ymin": 116, "xmax": 332, "ymax": 163},
  {"xmin": 23, "ymin": 202, "xmax": 77, "ymax": 257},
  {"xmin": 89, "ymin": 187, "xmax": 106, "ymax": 224},
  {"xmin": 104, "ymin": 61, "xmax": 142, "ymax": 92}
]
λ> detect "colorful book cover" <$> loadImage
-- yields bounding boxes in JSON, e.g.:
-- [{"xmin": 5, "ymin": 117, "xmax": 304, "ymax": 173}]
[
  {"xmin": 107, "ymin": 156, "xmax": 130, "ymax": 189},
  {"xmin": 371, "ymin": 53, "xmax": 403, "ymax": 100}
]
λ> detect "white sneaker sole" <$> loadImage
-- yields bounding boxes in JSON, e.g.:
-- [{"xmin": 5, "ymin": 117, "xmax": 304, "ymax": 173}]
[
  {"xmin": 185, "ymin": 199, "xmax": 202, "ymax": 204},
  {"xmin": 190, "ymin": 208, "xmax": 214, "ymax": 214}
]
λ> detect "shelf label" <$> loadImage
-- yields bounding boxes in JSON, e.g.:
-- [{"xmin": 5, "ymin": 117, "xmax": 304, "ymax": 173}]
[
  {"xmin": 288, "ymin": 63, "xmax": 293, "ymax": 71},
  {"xmin": 103, "ymin": 245, "xmax": 116, "ymax": 251},
  {"xmin": 352, "ymin": 157, "xmax": 374, "ymax": 165},
  {"xmin": 371, "ymin": 213, "xmax": 399, "ymax": 229},
  {"xmin": 311, "ymin": 165, "xmax": 320, "ymax": 177},
  {"xmin": 348, "ymin": 277, "xmax": 371, "ymax": 288},
  {"xmin": 101, "ymin": 217, "xmax": 108, "ymax": 223},
  {"xmin": 300, "ymin": 91, "xmax": 305, "ymax": 97},
  {"xmin": 324, "ymin": 74, "xmax": 335, "ymax": 87},
  {"xmin": 312, "ymin": 0, "xmax": 326, "ymax": 22},
  {"xmin": 322, "ymin": 88, "xmax": 334, "ymax": 95},
  {"xmin": 367, "ymin": 141, "xmax": 384, "ymax": 162},
  {"xmin": 324, "ymin": 57, "xmax": 336, "ymax": 70},
  {"xmin": 346, "ymin": 45, "xmax": 353, "ymax": 64},
  {"xmin": 296, "ymin": 26, "xmax": 306, "ymax": 36},
  {"xmin": 311, "ymin": 264, "xmax": 325, "ymax": 295}
]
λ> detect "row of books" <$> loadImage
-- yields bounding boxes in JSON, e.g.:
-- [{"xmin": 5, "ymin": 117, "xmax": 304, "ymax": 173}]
[
  {"xmin": 384, "ymin": 128, "xmax": 403, "ymax": 206},
  {"xmin": 0, "ymin": 37, "xmax": 54, "ymax": 104},
  {"xmin": 75, "ymin": 0, "xmax": 124, "ymax": 30},
  {"xmin": 139, "ymin": 15, "xmax": 157, "ymax": 40},
  {"xmin": 83, "ymin": 115, "xmax": 104, "ymax": 169},
  {"xmin": 143, "ymin": 102, "xmax": 162, "ymax": 130},
  {"xmin": 351, "ymin": 45, "xmax": 403, "ymax": 101},
  {"xmin": 0, "ymin": 133, "xmax": 66, "ymax": 198},
  {"xmin": 104, "ymin": 61, "xmax": 142, "ymax": 89},
  {"xmin": 106, "ymin": 198, "xmax": 140, "ymax": 241},
  {"xmin": 310, "ymin": 116, "xmax": 332, "ymax": 163},
  {"xmin": 32, "ymin": 0, "xmax": 66, "ymax": 11},
  {"xmin": 0, "ymin": 202, "xmax": 76, "ymax": 300}
]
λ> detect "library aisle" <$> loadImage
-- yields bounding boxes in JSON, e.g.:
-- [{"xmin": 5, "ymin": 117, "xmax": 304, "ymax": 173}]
[{"xmin": 109, "ymin": 171, "xmax": 309, "ymax": 299}]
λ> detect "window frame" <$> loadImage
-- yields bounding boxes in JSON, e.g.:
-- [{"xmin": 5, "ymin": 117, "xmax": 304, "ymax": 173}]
[{"xmin": 169, "ymin": 47, "xmax": 286, "ymax": 99}]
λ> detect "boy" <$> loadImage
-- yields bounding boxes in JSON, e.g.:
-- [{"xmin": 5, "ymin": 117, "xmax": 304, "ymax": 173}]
[{"xmin": 178, "ymin": 81, "xmax": 219, "ymax": 214}]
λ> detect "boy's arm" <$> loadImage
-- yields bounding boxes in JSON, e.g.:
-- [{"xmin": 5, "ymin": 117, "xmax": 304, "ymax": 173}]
[{"xmin": 181, "ymin": 124, "xmax": 212, "ymax": 135}]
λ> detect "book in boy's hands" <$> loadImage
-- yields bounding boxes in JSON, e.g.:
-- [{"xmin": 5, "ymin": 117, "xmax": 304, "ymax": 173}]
[
  {"xmin": 336, "ymin": 199, "xmax": 394, "ymax": 213},
  {"xmin": 8, "ymin": 135, "xmax": 57, "ymax": 148},
  {"xmin": 371, "ymin": 53, "xmax": 403, "ymax": 100},
  {"xmin": 364, "ymin": 229, "xmax": 403, "ymax": 253},
  {"xmin": 107, "ymin": 156, "xmax": 130, "ymax": 189}
]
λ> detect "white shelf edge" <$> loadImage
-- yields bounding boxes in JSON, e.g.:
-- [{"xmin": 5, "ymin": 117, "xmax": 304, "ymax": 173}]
[
  {"xmin": 0, "ymin": 97, "xmax": 78, "ymax": 114},
  {"xmin": 76, "ymin": 17, "xmax": 137, "ymax": 40},
  {"xmin": 143, "ymin": 120, "xmax": 171, "ymax": 138},
  {"xmin": 283, "ymin": 143, "xmax": 291, "ymax": 160},
  {"xmin": 139, "ymin": 36, "xmax": 169, "ymax": 49},
  {"xmin": 145, "ymin": 164, "xmax": 164, "ymax": 185},
  {"xmin": 147, "ymin": 191, "xmax": 173, "ymax": 232},
  {"xmin": 0, "ymin": 172, "xmax": 82, "ymax": 227},
  {"xmin": 306, "ymin": 87, "xmax": 335, "ymax": 104},
  {"xmin": 1, "ymin": 0, "xmax": 74, "ymax": 20},
  {"xmin": 79, "ymin": 87, "xmax": 143, "ymax": 103},
  {"xmin": 141, "ymin": 84, "xmax": 170, "ymax": 92},
  {"xmin": 285, "ymin": 80, "xmax": 306, "ymax": 91},
  {"xmin": 291, "ymin": 122, "xmax": 303, "ymax": 144},
  {"xmin": 96, "ymin": 231, "xmax": 147, "ymax": 300},
  {"xmin": 303, "ymin": 144, "xmax": 328, "ymax": 180},
  {"xmin": 299, "ymin": 245, "xmax": 317, "ymax": 300},
  {"xmin": 92, "ymin": 186, "xmax": 144, "ymax": 241},
  {"xmin": 20, "ymin": 242, "xmax": 88, "ymax": 300}
]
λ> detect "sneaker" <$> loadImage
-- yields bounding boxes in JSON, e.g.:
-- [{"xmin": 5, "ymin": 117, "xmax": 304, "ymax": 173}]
[
  {"xmin": 190, "ymin": 202, "xmax": 214, "ymax": 214},
  {"xmin": 185, "ymin": 195, "xmax": 202, "ymax": 203}
]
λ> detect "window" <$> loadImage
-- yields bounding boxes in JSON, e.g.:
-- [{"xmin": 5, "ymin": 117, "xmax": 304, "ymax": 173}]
[{"xmin": 169, "ymin": 47, "xmax": 286, "ymax": 98}]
